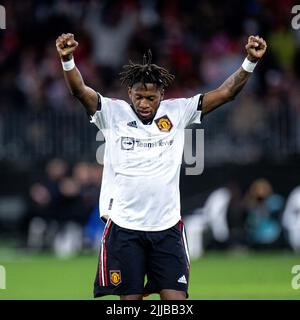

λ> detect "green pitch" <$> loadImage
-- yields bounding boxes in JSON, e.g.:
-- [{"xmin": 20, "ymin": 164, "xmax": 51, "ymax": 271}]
[{"xmin": 0, "ymin": 250, "xmax": 299, "ymax": 299}]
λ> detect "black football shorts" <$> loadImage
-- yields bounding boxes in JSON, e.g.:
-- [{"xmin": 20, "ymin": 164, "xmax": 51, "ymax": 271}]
[{"xmin": 93, "ymin": 219, "xmax": 190, "ymax": 298}]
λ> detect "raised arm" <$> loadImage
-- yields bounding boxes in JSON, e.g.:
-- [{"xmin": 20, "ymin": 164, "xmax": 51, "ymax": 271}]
[
  {"xmin": 202, "ymin": 35, "xmax": 267, "ymax": 115},
  {"xmin": 56, "ymin": 33, "xmax": 98, "ymax": 115}
]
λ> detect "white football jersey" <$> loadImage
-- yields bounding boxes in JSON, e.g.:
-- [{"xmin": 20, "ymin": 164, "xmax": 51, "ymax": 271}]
[{"xmin": 90, "ymin": 93, "xmax": 202, "ymax": 231}]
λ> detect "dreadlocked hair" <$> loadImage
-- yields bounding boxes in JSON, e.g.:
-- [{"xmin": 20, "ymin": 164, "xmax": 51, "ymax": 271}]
[{"xmin": 119, "ymin": 50, "xmax": 175, "ymax": 88}]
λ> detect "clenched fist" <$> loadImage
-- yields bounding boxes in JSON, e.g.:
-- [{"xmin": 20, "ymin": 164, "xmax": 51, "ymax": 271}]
[
  {"xmin": 56, "ymin": 33, "xmax": 78, "ymax": 61},
  {"xmin": 245, "ymin": 35, "xmax": 267, "ymax": 62}
]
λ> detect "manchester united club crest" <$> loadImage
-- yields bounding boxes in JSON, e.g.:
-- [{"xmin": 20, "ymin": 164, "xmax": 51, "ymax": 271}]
[
  {"xmin": 110, "ymin": 270, "xmax": 122, "ymax": 286},
  {"xmin": 155, "ymin": 115, "xmax": 173, "ymax": 132}
]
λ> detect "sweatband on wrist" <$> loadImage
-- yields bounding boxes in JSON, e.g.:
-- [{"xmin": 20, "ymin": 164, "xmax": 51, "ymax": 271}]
[
  {"xmin": 241, "ymin": 58, "xmax": 258, "ymax": 73},
  {"xmin": 61, "ymin": 58, "xmax": 75, "ymax": 71}
]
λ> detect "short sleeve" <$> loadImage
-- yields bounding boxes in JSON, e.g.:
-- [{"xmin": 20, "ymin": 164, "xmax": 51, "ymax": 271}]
[
  {"xmin": 181, "ymin": 94, "xmax": 203, "ymax": 127},
  {"xmin": 89, "ymin": 93, "xmax": 111, "ymax": 130}
]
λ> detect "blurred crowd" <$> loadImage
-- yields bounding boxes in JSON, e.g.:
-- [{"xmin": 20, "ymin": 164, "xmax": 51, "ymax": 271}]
[
  {"xmin": 22, "ymin": 158, "xmax": 104, "ymax": 257},
  {"xmin": 1, "ymin": 1, "xmax": 300, "ymax": 257},
  {"xmin": 0, "ymin": 0, "xmax": 300, "ymax": 163},
  {"xmin": 4, "ymin": 158, "xmax": 298, "ymax": 258},
  {"xmin": 185, "ymin": 177, "xmax": 300, "ymax": 258}
]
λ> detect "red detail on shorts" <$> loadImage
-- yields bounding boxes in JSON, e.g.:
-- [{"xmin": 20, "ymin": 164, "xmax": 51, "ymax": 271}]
[
  {"xmin": 98, "ymin": 258, "xmax": 102, "ymax": 286},
  {"xmin": 179, "ymin": 219, "xmax": 183, "ymax": 231},
  {"xmin": 98, "ymin": 220, "xmax": 112, "ymax": 286},
  {"xmin": 103, "ymin": 241, "xmax": 108, "ymax": 286}
]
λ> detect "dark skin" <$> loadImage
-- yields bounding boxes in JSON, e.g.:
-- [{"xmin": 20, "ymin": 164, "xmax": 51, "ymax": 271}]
[
  {"xmin": 56, "ymin": 33, "xmax": 267, "ymax": 300},
  {"xmin": 128, "ymin": 83, "xmax": 164, "ymax": 121}
]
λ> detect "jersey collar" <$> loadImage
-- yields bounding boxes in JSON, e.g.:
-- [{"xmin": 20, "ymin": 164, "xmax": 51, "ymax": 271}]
[{"xmin": 130, "ymin": 103, "xmax": 161, "ymax": 126}]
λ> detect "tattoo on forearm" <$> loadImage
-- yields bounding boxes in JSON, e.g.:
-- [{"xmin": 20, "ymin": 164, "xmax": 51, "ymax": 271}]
[
  {"xmin": 222, "ymin": 67, "xmax": 251, "ymax": 98},
  {"xmin": 202, "ymin": 66, "xmax": 252, "ymax": 115}
]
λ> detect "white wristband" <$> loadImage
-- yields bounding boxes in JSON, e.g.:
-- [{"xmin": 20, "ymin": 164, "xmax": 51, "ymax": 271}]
[
  {"xmin": 241, "ymin": 58, "xmax": 258, "ymax": 73},
  {"xmin": 61, "ymin": 57, "xmax": 75, "ymax": 71}
]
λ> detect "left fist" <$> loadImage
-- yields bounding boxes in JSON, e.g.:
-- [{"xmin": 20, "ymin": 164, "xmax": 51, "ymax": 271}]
[{"xmin": 245, "ymin": 35, "xmax": 267, "ymax": 62}]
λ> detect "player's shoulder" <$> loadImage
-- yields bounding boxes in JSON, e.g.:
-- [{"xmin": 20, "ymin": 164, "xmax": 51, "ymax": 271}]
[
  {"xmin": 162, "ymin": 97, "xmax": 187, "ymax": 104},
  {"xmin": 161, "ymin": 97, "xmax": 185, "ymax": 107},
  {"xmin": 100, "ymin": 96, "xmax": 131, "ymax": 113},
  {"xmin": 102, "ymin": 96, "xmax": 129, "ymax": 106},
  {"xmin": 161, "ymin": 95, "xmax": 199, "ymax": 107}
]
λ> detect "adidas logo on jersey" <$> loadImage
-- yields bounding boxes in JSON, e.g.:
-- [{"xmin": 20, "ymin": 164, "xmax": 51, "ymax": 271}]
[
  {"xmin": 177, "ymin": 275, "xmax": 187, "ymax": 284},
  {"xmin": 127, "ymin": 120, "xmax": 137, "ymax": 128}
]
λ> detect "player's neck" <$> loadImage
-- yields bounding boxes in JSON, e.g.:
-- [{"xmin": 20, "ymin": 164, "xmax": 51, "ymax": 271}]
[
  {"xmin": 141, "ymin": 118, "xmax": 153, "ymax": 125},
  {"xmin": 130, "ymin": 104, "xmax": 155, "ymax": 125}
]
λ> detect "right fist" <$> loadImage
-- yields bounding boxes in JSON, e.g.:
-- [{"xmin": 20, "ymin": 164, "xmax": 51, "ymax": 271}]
[{"xmin": 56, "ymin": 33, "xmax": 78, "ymax": 60}]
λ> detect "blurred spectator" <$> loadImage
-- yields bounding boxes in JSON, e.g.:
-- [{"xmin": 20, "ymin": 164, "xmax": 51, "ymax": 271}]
[
  {"xmin": 72, "ymin": 162, "xmax": 102, "ymax": 217},
  {"xmin": 226, "ymin": 181, "xmax": 247, "ymax": 249},
  {"xmin": 244, "ymin": 178, "xmax": 285, "ymax": 249},
  {"xmin": 282, "ymin": 186, "xmax": 300, "ymax": 252},
  {"xmin": 84, "ymin": 2, "xmax": 137, "ymax": 68},
  {"xmin": 25, "ymin": 159, "xmax": 102, "ymax": 257},
  {"xmin": 184, "ymin": 207, "xmax": 208, "ymax": 259},
  {"xmin": 25, "ymin": 158, "xmax": 69, "ymax": 249},
  {"xmin": 203, "ymin": 187, "xmax": 231, "ymax": 244},
  {"xmin": 184, "ymin": 181, "xmax": 243, "ymax": 258},
  {"xmin": 83, "ymin": 1, "xmax": 138, "ymax": 86},
  {"xmin": 83, "ymin": 204, "xmax": 105, "ymax": 251},
  {"xmin": 52, "ymin": 176, "xmax": 85, "ymax": 258},
  {"xmin": 268, "ymin": 24, "xmax": 296, "ymax": 71}
]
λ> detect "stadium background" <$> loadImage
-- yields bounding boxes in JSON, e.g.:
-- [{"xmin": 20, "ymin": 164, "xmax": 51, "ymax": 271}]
[{"xmin": 0, "ymin": 0, "xmax": 300, "ymax": 299}]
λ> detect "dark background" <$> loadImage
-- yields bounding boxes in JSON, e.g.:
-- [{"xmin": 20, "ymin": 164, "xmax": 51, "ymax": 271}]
[{"xmin": 0, "ymin": 0, "xmax": 299, "ymax": 252}]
